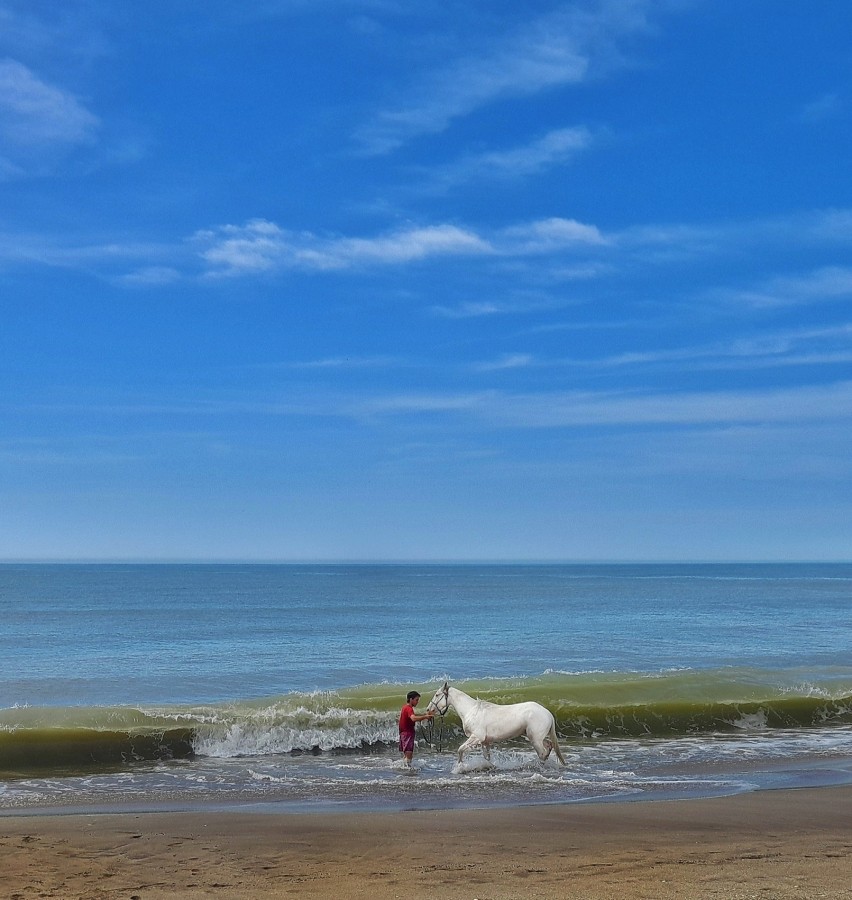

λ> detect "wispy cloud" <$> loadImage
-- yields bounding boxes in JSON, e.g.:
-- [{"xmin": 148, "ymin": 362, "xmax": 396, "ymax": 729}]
[
  {"xmin": 352, "ymin": 380, "xmax": 852, "ymax": 429},
  {"xmin": 194, "ymin": 219, "xmax": 291, "ymax": 274},
  {"xmin": 499, "ymin": 217, "xmax": 608, "ymax": 251},
  {"xmin": 473, "ymin": 354, "xmax": 535, "ymax": 373},
  {"xmin": 356, "ymin": 0, "xmax": 658, "ymax": 154},
  {"xmin": 426, "ymin": 126, "xmax": 594, "ymax": 189},
  {"xmin": 717, "ymin": 266, "xmax": 852, "ymax": 309},
  {"xmin": 349, "ymin": 391, "xmax": 494, "ymax": 417},
  {"xmin": 195, "ymin": 219, "xmax": 493, "ymax": 276},
  {"xmin": 548, "ymin": 323, "xmax": 852, "ymax": 373},
  {"xmin": 430, "ymin": 300, "xmax": 513, "ymax": 320},
  {"xmin": 501, "ymin": 381, "xmax": 852, "ymax": 428},
  {"xmin": 612, "ymin": 209, "xmax": 852, "ymax": 272},
  {"xmin": 118, "ymin": 266, "xmax": 182, "ymax": 287},
  {"xmin": 0, "ymin": 3, "xmax": 108, "ymax": 66},
  {"xmin": 726, "ymin": 323, "xmax": 852, "ymax": 362},
  {"xmin": 11, "ymin": 376, "xmax": 852, "ymax": 438},
  {"xmin": 0, "ymin": 58, "xmax": 99, "ymax": 177},
  {"xmin": 0, "ymin": 228, "xmax": 170, "ymax": 277},
  {"xmin": 286, "ymin": 355, "xmax": 400, "ymax": 370},
  {"xmin": 314, "ymin": 223, "xmax": 492, "ymax": 267},
  {"xmin": 194, "ymin": 216, "xmax": 607, "ymax": 277},
  {"xmin": 431, "ymin": 293, "xmax": 565, "ymax": 319},
  {"xmin": 9, "ymin": 207, "xmax": 852, "ymax": 291},
  {"xmin": 455, "ymin": 323, "xmax": 852, "ymax": 380},
  {"xmin": 798, "ymin": 91, "xmax": 842, "ymax": 124},
  {"xmin": 4, "ymin": 213, "xmax": 600, "ymax": 279}
]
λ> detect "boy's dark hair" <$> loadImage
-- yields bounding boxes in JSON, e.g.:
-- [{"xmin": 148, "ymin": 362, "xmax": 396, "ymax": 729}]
[{"xmin": 407, "ymin": 691, "xmax": 421, "ymax": 702}]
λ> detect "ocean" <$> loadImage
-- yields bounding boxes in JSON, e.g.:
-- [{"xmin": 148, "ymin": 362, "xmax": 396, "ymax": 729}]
[{"xmin": 1, "ymin": 563, "xmax": 851, "ymax": 815}]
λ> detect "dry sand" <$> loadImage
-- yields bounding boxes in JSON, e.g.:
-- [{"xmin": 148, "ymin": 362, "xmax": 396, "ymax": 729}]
[{"xmin": 1, "ymin": 787, "xmax": 851, "ymax": 899}]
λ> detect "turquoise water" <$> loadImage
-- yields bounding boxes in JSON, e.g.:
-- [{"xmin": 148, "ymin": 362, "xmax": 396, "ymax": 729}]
[{"xmin": 1, "ymin": 563, "xmax": 851, "ymax": 813}]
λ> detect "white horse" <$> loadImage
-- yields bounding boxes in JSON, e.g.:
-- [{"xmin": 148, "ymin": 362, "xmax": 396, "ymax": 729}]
[{"xmin": 426, "ymin": 682, "xmax": 566, "ymax": 767}]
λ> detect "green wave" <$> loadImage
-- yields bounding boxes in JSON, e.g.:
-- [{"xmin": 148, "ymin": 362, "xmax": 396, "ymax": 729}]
[
  {"xmin": 0, "ymin": 726, "xmax": 195, "ymax": 775},
  {"xmin": 3, "ymin": 668, "xmax": 851, "ymax": 776},
  {"xmin": 412, "ymin": 669, "xmax": 852, "ymax": 737},
  {"xmin": 547, "ymin": 696, "xmax": 852, "ymax": 738}
]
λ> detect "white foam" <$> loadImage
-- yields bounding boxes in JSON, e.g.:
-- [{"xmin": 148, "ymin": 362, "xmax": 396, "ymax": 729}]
[
  {"xmin": 191, "ymin": 705, "xmax": 397, "ymax": 758},
  {"xmin": 731, "ymin": 710, "xmax": 769, "ymax": 730}
]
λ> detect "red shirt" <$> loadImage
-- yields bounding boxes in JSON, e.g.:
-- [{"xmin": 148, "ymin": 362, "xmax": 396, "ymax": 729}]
[{"xmin": 399, "ymin": 704, "xmax": 416, "ymax": 735}]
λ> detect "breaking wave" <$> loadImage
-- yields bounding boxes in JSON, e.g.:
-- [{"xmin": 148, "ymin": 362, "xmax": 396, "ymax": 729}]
[{"xmin": 3, "ymin": 667, "xmax": 851, "ymax": 776}]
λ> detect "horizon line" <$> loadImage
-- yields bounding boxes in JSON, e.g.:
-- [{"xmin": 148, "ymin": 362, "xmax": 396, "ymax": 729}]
[{"xmin": 1, "ymin": 557, "xmax": 849, "ymax": 566}]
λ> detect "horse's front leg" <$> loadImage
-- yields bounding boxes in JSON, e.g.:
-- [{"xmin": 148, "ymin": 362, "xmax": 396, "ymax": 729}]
[{"xmin": 457, "ymin": 734, "xmax": 482, "ymax": 764}]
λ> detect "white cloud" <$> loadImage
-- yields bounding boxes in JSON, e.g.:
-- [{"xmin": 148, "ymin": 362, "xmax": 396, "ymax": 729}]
[
  {"xmin": 289, "ymin": 355, "xmax": 399, "ymax": 370},
  {"xmin": 0, "ymin": 58, "xmax": 99, "ymax": 175},
  {"xmin": 550, "ymin": 322, "xmax": 852, "ymax": 373},
  {"xmin": 351, "ymin": 391, "xmax": 493, "ymax": 416},
  {"xmin": 720, "ymin": 266, "xmax": 852, "ymax": 309},
  {"xmin": 197, "ymin": 220, "xmax": 493, "ymax": 276},
  {"xmin": 197, "ymin": 219, "xmax": 287, "ymax": 274},
  {"xmin": 476, "ymin": 126, "xmax": 593, "ymax": 175},
  {"xmin": 624, "ymin": 209, "xmax": 852, "ymax": 256},
  {"xmin": 356, "ymin": 0, "xmax": 657, "ymax": 153},
  {"xmin": 353, "ymin": 380, "xmax": 852, "ymax": 429},
  {"xmin": 430, "ymin": 301, "xmax": 512, "ymax": 319},
  {"xmin": 428, "ymin": 126, "xmax": 593, "ymax": 188},
  {"xmin": 196, "ymin": 215, "xmax": 610, "ymax": 277},
  {"xmin": 499, "ymin": 217, "xmax": 608, "ymax": 252},
  {"xmin": 327, "ymin": 223, "xmax": 492, "ymax": 266},
  {"xmin": 0, "ymin": 154, "xmax": 23, "ymax": 179},
  {"xmin": 474, "ymin": 354, "xmax": 535, "ymax": 372},
  {"xmin": 9, "ymin": 206, "xmax": 852, "ymax": 291},
  {"xmin": 806, "ymin": 209, "xmax": 852, "ymax": 241},
  {"xmin": 502, "ymin": 381, "xmax": 852, "ymax": 428},
  {"xmin": 799, "ymin": 92, "xmax": 842, "ymax": 124},
  {"xmin": 119, "ymin": 266, "xmax": 182, "ymax": 287},
  {"xmin": 0, "ymin": 228, "xmax": 172, "ymax": 274},
  {"xmin": 17, "ymin": 378, "xmax": 852, "ymax": 436}
]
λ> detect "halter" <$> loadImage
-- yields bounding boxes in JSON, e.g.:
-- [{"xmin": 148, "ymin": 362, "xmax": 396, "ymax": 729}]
[
  {"xmin": 418, "ymin": 684, "xmax": 450, "ymax": 752},
  {"xmin": 428, "ymin": 684, "xmax": 451, "ymax": 717}
]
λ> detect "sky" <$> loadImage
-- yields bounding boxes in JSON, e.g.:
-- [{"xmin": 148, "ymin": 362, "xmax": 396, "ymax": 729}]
[{"xmin": 1, "ymin": 0, "xmax": 851, "ymax": 562}]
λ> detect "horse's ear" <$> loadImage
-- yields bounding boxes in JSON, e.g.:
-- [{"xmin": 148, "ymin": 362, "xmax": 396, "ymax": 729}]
[{"xmin": 443, "ymin": 681, "xmax": 449, "ymax": 690}]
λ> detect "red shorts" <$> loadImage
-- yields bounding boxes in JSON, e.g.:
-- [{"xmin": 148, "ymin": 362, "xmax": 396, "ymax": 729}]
[{"xmin": 399, "ymin": 732, "xmax": 415, "ymax": 753}]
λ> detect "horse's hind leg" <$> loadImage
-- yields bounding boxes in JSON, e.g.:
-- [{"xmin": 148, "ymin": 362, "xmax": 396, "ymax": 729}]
[{"xmin": 531, "ymin": 733, "xmax": 552, "ymax": 762}]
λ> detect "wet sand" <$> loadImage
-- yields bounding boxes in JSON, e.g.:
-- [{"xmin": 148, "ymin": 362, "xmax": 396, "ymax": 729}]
[{"xmin": 1, "ymin": 787, "xmax": 850, "ymax": 899}]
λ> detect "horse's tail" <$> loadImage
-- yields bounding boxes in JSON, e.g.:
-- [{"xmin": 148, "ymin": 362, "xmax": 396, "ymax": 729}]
[{"xmin": 549, "ymin": 721, "xmax": 566, "ymax": 765}]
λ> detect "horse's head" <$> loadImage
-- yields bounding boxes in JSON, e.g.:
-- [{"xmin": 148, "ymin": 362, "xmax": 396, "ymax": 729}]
[{"xmin": 426, "ymin": 681, "xmax": 450, "ymax": 716}]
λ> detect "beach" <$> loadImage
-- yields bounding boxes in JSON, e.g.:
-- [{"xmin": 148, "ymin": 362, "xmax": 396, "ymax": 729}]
[{"xmin": 2, "ymin": 786, "xmax": 850, "ymax": 899}]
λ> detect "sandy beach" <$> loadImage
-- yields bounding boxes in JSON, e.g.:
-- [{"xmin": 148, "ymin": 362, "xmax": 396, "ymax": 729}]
[{"xmin": 1, "ymin": 786, "xmax": 850, "ymax": 899}]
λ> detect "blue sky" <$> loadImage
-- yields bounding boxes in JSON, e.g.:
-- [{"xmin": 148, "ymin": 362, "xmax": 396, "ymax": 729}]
[{"xmin": 2, "ymin": 0, "xmax": 851, "ymax": 561}]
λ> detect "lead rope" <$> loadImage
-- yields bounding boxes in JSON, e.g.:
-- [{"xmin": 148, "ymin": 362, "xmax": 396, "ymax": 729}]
[
  {"xmin": 433, "ymin": 690, "xmax": 449, "ymax": 753},
  {"xmin": 417, "ymin": 718, "xmax": 432, "ymax": 748},
  {"xmin": 418, "ymin": 707, "xmax": 446, "ymax": 752}
]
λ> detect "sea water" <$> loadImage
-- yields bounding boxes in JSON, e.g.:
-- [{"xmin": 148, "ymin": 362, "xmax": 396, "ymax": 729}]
[{"xmin": 1, "ymin": 563, "xmax": 851, "ymax": 814}]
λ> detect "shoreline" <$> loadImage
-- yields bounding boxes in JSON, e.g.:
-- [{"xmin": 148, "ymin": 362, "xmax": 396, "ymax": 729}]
[{"xmin": 2, "ymin": 785, "xmax": 850, "ymax": 898}]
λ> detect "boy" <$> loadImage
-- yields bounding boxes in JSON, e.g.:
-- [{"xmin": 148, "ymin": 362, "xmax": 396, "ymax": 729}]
[{"xmin": 398, "ymin": 690, "xmax": 434, "ymax": 769}]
